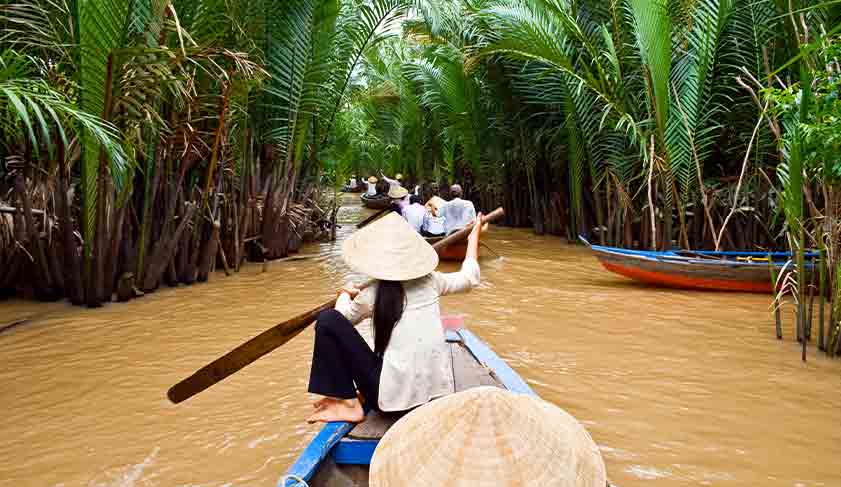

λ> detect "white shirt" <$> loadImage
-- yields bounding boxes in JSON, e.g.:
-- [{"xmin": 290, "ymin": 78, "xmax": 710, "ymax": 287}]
[
  {"xmin": 382, "ymin": 175, "xmax": 402, "ymax": 192},
  {"xmin": 402, "ymin": 203, "xmax": 426, "ymax": 232},
  {"xmin": 366, "ymin": 182, "xmax": 377, "ymax": 196},
  {"xmin": 440, "ymin": 198, "xmax": 476, "ymax": 234},
  {"xmin": 423, "ymin": 213, "xmax": 445, "ymax": 235},
  {"xmin": 350, "ymin": 177, "xmax": 357, "ymax": 187},
  {"xmin": 335, "ymin": 259, "xmax": 481, "ymax": 411}
]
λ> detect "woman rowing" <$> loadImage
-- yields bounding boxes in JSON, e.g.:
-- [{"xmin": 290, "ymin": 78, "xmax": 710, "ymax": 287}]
[{"xmin": 306, "ymin": 212, "xmax": 484, "ymax": 423}]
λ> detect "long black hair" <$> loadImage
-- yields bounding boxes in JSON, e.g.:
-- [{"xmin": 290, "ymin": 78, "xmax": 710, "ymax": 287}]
[{"xmin": 372, "ymin": 280, "xmax": 406, "ymax": 356}]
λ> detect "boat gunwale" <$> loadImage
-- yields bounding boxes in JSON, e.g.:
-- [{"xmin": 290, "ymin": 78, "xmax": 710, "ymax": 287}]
[{"xmin": 590, "ymin": 245, "xmax": 808, "ymax": 269}]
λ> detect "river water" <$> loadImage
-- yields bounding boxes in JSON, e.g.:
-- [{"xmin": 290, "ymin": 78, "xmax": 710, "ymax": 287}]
[{"xmin": 1, "ymin": 195, "xmax": 839, "ymax": 487}]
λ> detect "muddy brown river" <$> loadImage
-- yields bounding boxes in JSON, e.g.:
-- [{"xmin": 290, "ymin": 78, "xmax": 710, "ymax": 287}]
[{"xmin": 1, "ymin": 195, "xmax": 839, "ymax": 487}]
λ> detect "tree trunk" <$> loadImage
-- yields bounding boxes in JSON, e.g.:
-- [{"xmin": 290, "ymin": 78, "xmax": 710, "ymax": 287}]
[
  {"xmin": 143, "ymin": 203, "xmax": 197, "ymax": 291},
  {"xmin": 197, "ymin": 220, "xmax": 220, "ymax": 282},
  {"xmin": 59, "ymin": 172, "xmax": 84, "ymax": 305}
]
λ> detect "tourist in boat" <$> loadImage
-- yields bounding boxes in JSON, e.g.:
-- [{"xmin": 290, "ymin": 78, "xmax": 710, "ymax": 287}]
[
  {"xmin": 305, "ymin": 212, "xmax": 483, "ymax": 423},
  {"xmin": 439, "ymin": 184, "xmax": 476, "ymax": 235},
  {"xmin": 422, "ymin": 197, "xmax": 446, "ymax": 237},
  {"xmin": 388, "ymin": 185, "xmax": 410, "ymax": 214},
  {"xmin": 366, "ymin": 176, "xmax": 378, "ymax": 196},
  {"xmin": 381, "ymin": 171, "xmax": 403, "ymax": 192},
  {"xmin": 401, "ymin": 195, "xmax": 427, "ymax": 233}
]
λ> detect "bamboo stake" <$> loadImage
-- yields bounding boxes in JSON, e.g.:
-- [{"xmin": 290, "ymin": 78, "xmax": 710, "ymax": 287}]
[
  {"xmin": 818, "ymin": 248, "xmax": 826, "ymax": 351},
  {"xmin": 771, "ymin": 257, "xmax": 783, "ymax": 340}
]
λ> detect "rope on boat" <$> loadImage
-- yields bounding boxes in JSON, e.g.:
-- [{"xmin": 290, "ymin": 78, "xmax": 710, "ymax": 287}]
[{"xmin": 280, "ymin": 474, "xmax": 310, "ymax": 487}]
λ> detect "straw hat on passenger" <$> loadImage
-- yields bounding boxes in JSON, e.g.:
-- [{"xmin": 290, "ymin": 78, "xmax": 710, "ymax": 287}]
[
  {"xmin": 369, "ymin": 386, "xmax": 606, "ymax": 487},
  {"xmin": 367, "ymin": 176, "xmax": 378, "ymax": 184},
  {"xmin": 388, "ymin": 186, "xmax": 409, "ymax": 199},
  {"xmin": 342, "ymin": 212, "xmax": 438, "ymax": 281},
  {"xmin": 395, "ymin": 173, "xmax": 403, "ymax": 180}
]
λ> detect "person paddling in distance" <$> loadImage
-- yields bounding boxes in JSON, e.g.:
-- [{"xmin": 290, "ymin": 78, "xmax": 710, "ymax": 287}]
[
  {"xmin": 306, "ymin": 212, "xmax": 485, "ymax": 423},
  {"xmin": 366, "ymin": 176, "xmax": 378, "ymax": 196},
  {"xmin": 381, "ymin": 171, "xmax": 403, "ymax": 192}
]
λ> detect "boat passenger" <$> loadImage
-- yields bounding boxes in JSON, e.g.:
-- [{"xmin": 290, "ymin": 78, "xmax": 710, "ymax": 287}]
[
  {"xmin": 381, "ymin": 172, "xmax": 403, "ymax": 192},
  {"xmin": 349, "ymin": 175, "xmax": 357, "ymax": 189},
  {"xmin": 305, "ymin": 212, "xmax": 484, "ymax": 423},
  {"xmin": 388, "ymin": 186, "xmax": 410, "ymax": 213},
  {"xmin": 402, "ymin": 195, "xmax": 427, "ymax": 233},
  {"xmin": 366, "ymin": 176, "xmax": 378, "ymax": 196},
  {"xmin": 439, "ymin": 184, "xmax": 476, "ymax": 235},
  {"xmin": 422, "ymin": 197, "xmax": 446, "ymax": 237}
]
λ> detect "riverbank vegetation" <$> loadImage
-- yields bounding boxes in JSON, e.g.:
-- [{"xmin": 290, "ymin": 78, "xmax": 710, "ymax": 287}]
[
  {"xmin": 322, "ymin": 0, "xmax": 840, "ymax": 358},
  {"xmin": 0, "ymin": 0, "xmax": 411, "ymax": 305},
  {"xmin": 1, "ymin": 0, "xmax": 840, "ymax": 358}
]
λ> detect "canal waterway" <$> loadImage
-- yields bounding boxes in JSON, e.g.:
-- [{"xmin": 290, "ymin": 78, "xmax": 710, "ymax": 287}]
[{"xmin": 1, "ymin": 194, "xmax": 839, "ymax": 487}]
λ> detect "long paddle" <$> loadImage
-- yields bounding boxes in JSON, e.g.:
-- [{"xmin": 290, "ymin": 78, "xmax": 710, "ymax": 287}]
[
  {"xmin": 356, "ymin": 207, "xmax": 390, "ymax": 229},
  {"xmin": 167, "ymin": 207, "xmax": 505, "ymax": 404}
]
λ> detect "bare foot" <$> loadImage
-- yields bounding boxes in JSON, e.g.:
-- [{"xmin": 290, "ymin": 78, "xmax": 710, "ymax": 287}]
[
  {"xmin": 312, "ymin": 397, "xmax": 339, "ymax": 410},
  {"xmin": 306, "ymin": 398, "xmax": 365, "ymax": 424}
]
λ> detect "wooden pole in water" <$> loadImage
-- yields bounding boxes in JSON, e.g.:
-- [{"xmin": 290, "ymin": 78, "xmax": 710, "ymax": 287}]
[
  {"xmin": 807, "ymin": 258, "xmax": 816, "ymax": 341},
  {"xmin": 770, "ymin": 256, "xmax": 782, "ymax": 340},
  {"xmin": 818, "ymin": 248, "xmax": 826, "ymax": 351}
]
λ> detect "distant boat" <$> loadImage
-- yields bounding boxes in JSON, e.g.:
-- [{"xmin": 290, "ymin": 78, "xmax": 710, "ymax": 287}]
[
  {"xmin": 582, "ymin": 238, "xmax": 813, "ymax": 293},
  {"xmin": 360, "ymin": 193, "xmax": 392, "ymax": 210},
  {"xmin": 278, "ymin": 317, "xmax": 619, "ymax": 487}
]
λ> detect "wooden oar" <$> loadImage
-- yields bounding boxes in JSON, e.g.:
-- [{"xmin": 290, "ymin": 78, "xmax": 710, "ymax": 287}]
[
  {"xmin": 356, "ymin": 207, "xmax": 390, "ymax": 229},
  {"xmin": 167, "ymin": 207, "xmax": 505, "ymax": 404}
]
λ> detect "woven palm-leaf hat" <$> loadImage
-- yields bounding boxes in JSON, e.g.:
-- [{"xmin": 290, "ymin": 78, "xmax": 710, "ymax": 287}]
[
  {"xmin": 395, "ymin": 173, "xmax": 403, "ymax": 180},
  {"xmin": 368, "ymin": 176, "xmax": 378, "ymax": 183},
  {"xmin": 388, "ymin": 186, "xmax": 409, "ymax": 199},
  {"xmin": 369, "ymin": 386, "xmax": 606, "ymax": 487},
  {"xmin": 342, "ymin": 212, "xmax": 438, "ymax": 281}
]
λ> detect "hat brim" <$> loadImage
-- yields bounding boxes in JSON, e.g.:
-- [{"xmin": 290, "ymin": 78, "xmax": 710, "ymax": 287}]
[
  {"xmin": 388, "ymin": 187, "xmax": 409, "ymax": 199},
  {"xmin": 343, "ymin": 212, "xmax": 438, "ymax": 281}
]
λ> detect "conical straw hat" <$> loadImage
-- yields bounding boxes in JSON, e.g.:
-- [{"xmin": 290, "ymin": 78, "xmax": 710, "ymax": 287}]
[
  {"xmin": 370, "ymin": 386, "xmax": 606, "ymax": 487},
  {"xmin": 368, "ymin": 176, "xmax": 378, "ymax": 183},
  {"xmin": 388, "ymin": 186, "xmax": 408, "ymax": 199},
  {"xmin": 343, "ymin": 212, "xmax": 438, "ymax": 281}
]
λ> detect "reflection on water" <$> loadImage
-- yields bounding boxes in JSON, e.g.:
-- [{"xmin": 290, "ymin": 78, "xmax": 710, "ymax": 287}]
[{"xmin": 1, "ymin": 193, "xmax": 839, "ymax": 487}]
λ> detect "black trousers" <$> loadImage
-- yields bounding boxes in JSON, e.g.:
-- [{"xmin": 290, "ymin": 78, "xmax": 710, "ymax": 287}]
[
  {"xmin": 421, "ymin": 229, "xmax": 445, "ymax": 238},
  {"xmin": 308, "ymin": 310, "xmax": 383, "ymax": 409}
]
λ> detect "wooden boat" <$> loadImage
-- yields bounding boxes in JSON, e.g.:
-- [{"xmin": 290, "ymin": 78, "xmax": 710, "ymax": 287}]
[
  {"xmin": 342, "ymin": 184, "xmax": 363, "ymax": 193},
  {"xmin": 424, "ymin": 235, "xmax": 477, "ymax": 261},
  {"xmin": 279, "ymin": 317, "xmax": 616, "ymax": 487},
  {"xmin": 583, "ymin": 238, "xmax": 813, "ymax": 293},
  {"xmin": 360, "ymin": 193, "xmax": 392, "ymax": 210}
]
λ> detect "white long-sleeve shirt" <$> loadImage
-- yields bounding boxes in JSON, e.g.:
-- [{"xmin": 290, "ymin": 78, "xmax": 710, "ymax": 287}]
[
  {"xmin": 439, "ymin": 198, "xmax": 476, "ymax": 235},
  {"xmin": 402, "ymin": 203, "xmax": 427, "ymax": 232},
  {"xmin": 382, "ymin": 175, "xmax": 402, "ymax": 192},
  {"xmin": 366, "ymin": 182, "xmax": 377, "ymax": 196},
  {"xmin": 335, "ymin": 259, "xmax": 481, "ymax": 411}
]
